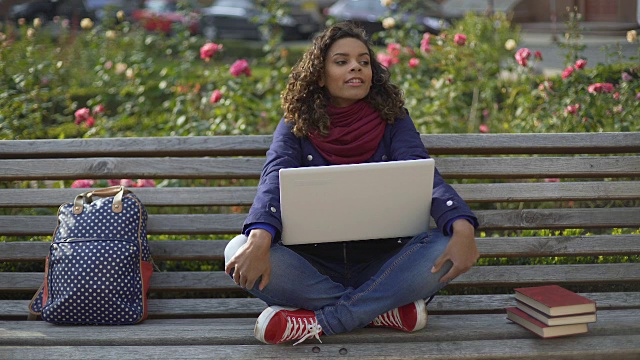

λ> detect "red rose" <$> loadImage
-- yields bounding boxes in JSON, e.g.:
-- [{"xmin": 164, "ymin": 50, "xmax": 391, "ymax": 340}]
[
  {"xmin": 454, "ymin": 33, "xmax": 467, "ymax": 46},
  {"xmin": 210, "ymin": 89, "xmax": 222, "ymax": 104},
  {"xmin": 200, "ymin": 42, "xmax": 223, "ymax": 61},
  {"xmin": 561, "ymin": 66, "xmax": 574, "ymax": 79},
  {"xmin": 229, "ymin": 59, "xmax": 251, "ymax": 77},
  {"xmin": 515, "ymin": 48, "xmax": 531, "ymax": 67}
]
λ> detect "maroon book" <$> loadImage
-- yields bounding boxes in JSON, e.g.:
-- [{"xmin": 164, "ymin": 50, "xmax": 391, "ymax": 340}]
[
  {"xmin": 506, "ymin": 307, "xmax": 589, "ymax": 338},
  {"xmin": 514, "ymin": 285, "xmax": 596, "ymax": 316}
]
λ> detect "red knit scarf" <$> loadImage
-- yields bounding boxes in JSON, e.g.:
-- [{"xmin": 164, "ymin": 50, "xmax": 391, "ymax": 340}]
[{"xmin": 309, "ymin": 101, "xmax": 386, "ymax": 165}]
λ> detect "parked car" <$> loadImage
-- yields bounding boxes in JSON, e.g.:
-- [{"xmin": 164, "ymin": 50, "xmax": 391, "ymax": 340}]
[
  {"xmin": 199, "ymin": 0, "xmax": 323, "ymax": 41},
  {"xmin": 9, "ymin": 0, "xmax": 135, "ymax": 23},
  {"xmin": 324, "ymin": 0, "xmax": 449, "ymax": 38},
  {"xmin": 8, "ymin": 0, "xmax": 58, "ymax": 22},
  {"xmin": 131, "ymin": 0, "xmax": 201, "ymax": 35}
]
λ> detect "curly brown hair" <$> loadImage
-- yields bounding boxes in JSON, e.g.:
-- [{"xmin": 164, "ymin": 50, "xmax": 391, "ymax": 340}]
[{"xmin": 281, "ymin": 21, "xmax": 406, "ymax": 137}]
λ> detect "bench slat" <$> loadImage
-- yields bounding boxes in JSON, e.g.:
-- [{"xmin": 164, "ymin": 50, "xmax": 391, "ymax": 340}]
[
  {"xmin": 1, "ymin": 133, "xmax": 638, "ymax": 158},
  {"xmin": 2, "ymin": 208, "xmax": 638, "ymax": 236},
  {"xmin": 1, "ymin": 156, "xmax": 639, "ymax": 181},
  {"xmin": 0, "ymin": 136, "xmax": 274, "ymax": 159},
  {"xmin": 2, "ymin": 234, "xmax": 639, "ymax": 262},
  {"xmin": 420, "ymin": 132, "xmax": 640, "ymax": 155},
  {"xmin": 476, "ymin": 234, "xmax": 640, "ymax": 257},
  {"xmin": 477, "ymin": 207, "xmax": 640, "ymax": 230},
  {"xmin": 438, "ymin": 156, "xmax": 640, "ymax": 178},
  {"xmin": 1, "ymin": 311, "xmax": 639, "ymax": 352},
  {"xmin": 0, "ymin": 158, "xmax": 265, "ymax": 181},
  {"xmin": 456, "ymin": 181, "xmax": 640, "ymax": 202},
  {"xmin": 1, "ymin": 181, "xmax": 638, "ymax": 208},
  {"xmin": 3, "ymin": 336, "xmax": 640, "ymax": 360},
  {"xmin": 3, "ymin": 292, "xmax": 639, "ymax": 320},
  {"xmin": 0, "ymin": 187, "xmax": 259, "ymax": 208},
  {"xmin": 0, "ymin": 214, "xmax": 246, "ymax": 236},
  {"xmin": 0, "ymin": 240, "xmax": 230, "ymax": 262},
  {"xmin": 3, "ymin": 263, "xmax": 639, "ymax": 292}
]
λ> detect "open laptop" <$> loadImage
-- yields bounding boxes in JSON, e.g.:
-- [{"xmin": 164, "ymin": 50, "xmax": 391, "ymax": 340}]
[{"xmin": 279, "ymin": 158, "xmax": 435, "ymax": 245}]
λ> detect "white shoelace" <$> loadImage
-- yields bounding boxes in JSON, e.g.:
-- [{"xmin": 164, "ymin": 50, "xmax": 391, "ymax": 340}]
[
  {"xmin": 372, "ymin": 308, "xmax": 403, "ymax": 329},
  {"xmin": 280, "ymin": 316, "xmax": 323, "ymax": 346}
]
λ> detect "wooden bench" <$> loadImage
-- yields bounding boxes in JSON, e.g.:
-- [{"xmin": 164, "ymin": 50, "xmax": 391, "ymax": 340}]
[{"xmin": 1, "ymin": 132, "xmax": 639, "ymax": 359}]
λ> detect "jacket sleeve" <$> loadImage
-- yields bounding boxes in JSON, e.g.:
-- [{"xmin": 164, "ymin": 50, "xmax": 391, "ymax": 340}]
[
  {"xmin": 242, "ymin": 119, "xmax": 302, "ymax": 242},
  {"xmin": 388, "ymin": 113, "xmax": 479, "ymax": 232}
]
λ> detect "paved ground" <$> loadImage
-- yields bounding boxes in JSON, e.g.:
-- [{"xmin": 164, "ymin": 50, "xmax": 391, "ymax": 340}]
[{"xmin": 519, "ymin": 31, "xmax": 639, "ymax": 74}]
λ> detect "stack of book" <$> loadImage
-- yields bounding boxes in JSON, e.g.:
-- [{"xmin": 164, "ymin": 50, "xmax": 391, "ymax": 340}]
[{"xmin": 506, "ymin": 285, "xmax": 597, "ymax": 338}]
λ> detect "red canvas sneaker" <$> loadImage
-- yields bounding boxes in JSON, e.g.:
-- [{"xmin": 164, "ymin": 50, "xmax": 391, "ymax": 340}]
[
  {"xmin": 254, "ymin": 306, "xmax": 323, "ymax": 345},
  {"xmin": 369, "ymin": 300, "xmax": 428, "ymax": 332}
]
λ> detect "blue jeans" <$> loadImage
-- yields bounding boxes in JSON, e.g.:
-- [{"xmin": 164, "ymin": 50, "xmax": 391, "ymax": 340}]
[{"xmin": 224, "ymin": 230, "xmax": 452, "ymax": 335}]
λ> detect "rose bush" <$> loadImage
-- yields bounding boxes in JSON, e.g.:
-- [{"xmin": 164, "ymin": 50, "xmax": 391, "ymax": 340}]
[{"xmin": 0, "ymin": 2, "xmax": 638, "ymax": 141}]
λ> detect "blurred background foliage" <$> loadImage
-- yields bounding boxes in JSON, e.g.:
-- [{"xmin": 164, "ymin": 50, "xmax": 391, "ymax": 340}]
[{"xmin": 0, "ymin": 0, "xmax": 638, "ymax": 140}]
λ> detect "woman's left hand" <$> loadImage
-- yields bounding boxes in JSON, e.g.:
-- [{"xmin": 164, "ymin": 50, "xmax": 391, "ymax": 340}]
[{"xmin": 431, "ymin": 219, "xmax": 479, "ymax": 283}]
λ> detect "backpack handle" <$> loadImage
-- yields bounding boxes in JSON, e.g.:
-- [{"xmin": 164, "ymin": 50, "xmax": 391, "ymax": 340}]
[{"xmin": 73, "ymin": 186, "xmax": 132, "ymax": 215}]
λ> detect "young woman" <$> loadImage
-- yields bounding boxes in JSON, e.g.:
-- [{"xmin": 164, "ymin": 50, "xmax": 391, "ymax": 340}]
[{"xmin": 224, "ymin": 22, "xmax": 479, "ymax": 345}]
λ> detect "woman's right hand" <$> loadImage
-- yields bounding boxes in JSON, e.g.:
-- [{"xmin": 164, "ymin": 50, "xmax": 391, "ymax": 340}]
[{"xmin": 224, "ymin": 229, "xmax": 273, "ymax": 290}]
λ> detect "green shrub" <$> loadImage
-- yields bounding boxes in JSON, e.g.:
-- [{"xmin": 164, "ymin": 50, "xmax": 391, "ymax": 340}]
[{"xmin": 0, "ymin": 4, "xmax": 638, "ymax": 138}]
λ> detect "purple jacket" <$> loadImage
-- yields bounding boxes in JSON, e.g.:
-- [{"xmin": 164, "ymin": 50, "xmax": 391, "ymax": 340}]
[{"xmin": 243, "ymin": 112, "xmax": 478, "ymax": 243}]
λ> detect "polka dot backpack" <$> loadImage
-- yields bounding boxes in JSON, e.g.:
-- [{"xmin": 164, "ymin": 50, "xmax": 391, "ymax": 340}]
[{"xmin": 28, "ymin": 186, "xmax": 154, "ymax": 325}]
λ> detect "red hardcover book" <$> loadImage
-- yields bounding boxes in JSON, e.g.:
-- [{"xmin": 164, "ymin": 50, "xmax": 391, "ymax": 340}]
[
  {"xmin": 514, "ymin": 285, "xmax": 596, "ymax": 317},
  {"xmin": 516, "ymin": 300, "xmax": 597, "ymax": 326},
  {"xmin": 506, "ymin": 307, "xmax": 589, "ymax": 338}
]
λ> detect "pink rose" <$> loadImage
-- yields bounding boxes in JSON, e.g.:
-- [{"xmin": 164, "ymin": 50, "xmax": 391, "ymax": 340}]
[
  {"xmin": 622, "ymin": 72, "xmax": 633, "ymax": 82},
  {"xmin": 420, "ymin": 33, "xmax": 431, "ymax": 53},
  {"xmin": 587, "ymin": 83, "xmax": 614, "ymax": 94},
  {"xmin": 209, "ymin": 89, "xmax": 222, "ymax": 104},
  {"xmin": 135, "ymin": 179, "xmax": 156, "ymax": 188},
  {"xmin": 537, "ymin": 81, "xmax": 553, "ymax": 92},
  {"xmin": 574, "ymin": 59, "xmax": 587, "ymax": 69},
  {"xmin": 561, "ymin": 66, "xmax": 574, "ymax": 79},
  {"xmin": 386, "ymin": 43, "xmax": 402, "ymax": 57},
  {"xmin": 119, "ymin": 179, "xmax": 135, "ymax": 187},
  {"xmin": 564, "ymin": 104, "xmax": 580, "ymax": 115},
  {"xmin": 408, "ymin": 57, "xmax": 420, "ymax": 68},
  {"xmin": 92, "ymin": 104, "xmax": 105, "ymax": 114},
  {"xmin": 544, "ymin": 178, "xmax": 560, "ymax": 183},
  {"xmin": 404, "ymin": 46, "xmax": 415, "ymax": 56},
  {"xmin": 377, "ymin": 53, "xmax": 393, "ymax": 68},
  {"xmin": 74, "ymin": 108, "xmax": 90, "ymax": 125},
  {"xmin": 107, "ymin": 179, "xmax": 121, "ymax": 186},
  {"xmin": 479, "ymin": 124, "xmax": 489, "ymax": 133},
  {"xmin": 613, "ymin": 92, "xmax": 620, "ymax": 101},
  {"xmin": 636, "ymin": 93, "xmax": 640, "ymax": 100},
  {"xmin": 85, "ymin": 117, "xmax": 95, "ymax": 127},
  {"xmin": 71, "ymin": 179, "xmax": 95, "ymax": 188},
  {"xmin": 200, "ymin": 42, "xmax": 222, "ymax": 61},
  {"xmin": 454, "ymin": 33, "xmax": 467, "ymax": 46},
  {"xmin": 515, "ymin": 48, "xmax": 531, "ymax": 67},
  {"xmin": 534, "ymin": 51, "xmax": 543, "ymax": 60},
  {"xmin": 229, "ymin": 59, "xmax": 251, "ymax": 77}
]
